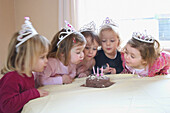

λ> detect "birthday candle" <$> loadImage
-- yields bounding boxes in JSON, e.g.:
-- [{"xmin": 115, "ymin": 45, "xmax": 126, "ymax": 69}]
[
  {"xmin": 101, "ymin": 66, "xmax": 103, "ymax": 76},
  {"xmin": 97, "ymin": 67, "xmax": 99, "ymax": 76},
  {"xmin": 93, "ymin": 66, "xmax": 96, "ymax": 75}
]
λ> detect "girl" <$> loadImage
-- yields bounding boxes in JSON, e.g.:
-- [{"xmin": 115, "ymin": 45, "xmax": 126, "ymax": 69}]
[
  {"xmin": 0, "ymin": 17, "xmax": 49, "ymax": 113},
  {"xmin": 76, "ymin": 21, "xmax": 100, "ymax": 78},
  {"xmin": 95, "ymin": 17, "xmax": 123, "ymax": 74},
  {"xmin": 121, "ymin": 32, "xmax": 170, "ymax": 77},
  {"xmin": 35, "ymin": 21, "xmax": 86, "ymax": 86}
]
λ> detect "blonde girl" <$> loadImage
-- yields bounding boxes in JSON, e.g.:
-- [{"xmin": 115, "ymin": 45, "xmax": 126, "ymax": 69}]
[
  {"xmin": 95, "ymin": 17, "xmax": 123, "ymax": 74},
  {"xmin": 121, "ymin": 32, "xmax": 170, "ymax": 77},
  {"xmin": 0, "ymin": 17, "xmax": 50, "ymax": 113},
  {"xmin": 35, "ymin": 21, "xmax": 86, "ymax": 86}
]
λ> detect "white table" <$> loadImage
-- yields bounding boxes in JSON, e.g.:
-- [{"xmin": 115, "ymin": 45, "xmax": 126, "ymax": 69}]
[{"xmin": 22, "ymin": 74, "xmax": 170, "ymax": 113}]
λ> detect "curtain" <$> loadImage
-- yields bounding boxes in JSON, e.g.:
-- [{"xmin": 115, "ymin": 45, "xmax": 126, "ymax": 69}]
[{"xmin": 58, "ymin": 0, "xmax": 78, "ymax": 30}]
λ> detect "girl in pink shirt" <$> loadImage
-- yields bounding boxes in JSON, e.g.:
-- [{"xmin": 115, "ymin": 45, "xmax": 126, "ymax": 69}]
[
  {"xmin": 121, "ymin": 32, "xmax": 170, "ymax": 77},
  {"xmin": 0, "ymin": 17, "xmax": 49, "ymax": 113},
  {"xmin": 35, "ymin": 21, "xmax": 86, "ymax": 86}
]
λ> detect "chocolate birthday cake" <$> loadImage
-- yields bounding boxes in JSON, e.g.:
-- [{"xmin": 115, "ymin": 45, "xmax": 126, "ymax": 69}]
[{"xmin": 82, "ymin": 74, "xmax": 115, "ymax": 88}]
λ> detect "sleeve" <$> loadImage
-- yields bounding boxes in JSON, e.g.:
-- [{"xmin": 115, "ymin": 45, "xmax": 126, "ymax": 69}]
[
  {"xmin": 69, "ymin": 64, "xmax": 77, "ymax": 79},
  {"xmin": 157, "ymin": 52, "xmax": 170, "ymax": 75},
  {"xmin": 148, "ymin": 52, "xmax": 170, "ymax": 77},
  {"xmin": 0, "ymin": 77, "xmax": 40, "ymax": 113},
  {"xmin": 36, "ymin": 59, "xmax": 63, "ymax": 85}
]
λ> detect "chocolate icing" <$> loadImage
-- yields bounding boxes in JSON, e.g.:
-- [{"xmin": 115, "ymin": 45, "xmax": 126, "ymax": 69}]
[{"xmin": 82, "ymin": 74, "xmax": 115, "ymax": 88}]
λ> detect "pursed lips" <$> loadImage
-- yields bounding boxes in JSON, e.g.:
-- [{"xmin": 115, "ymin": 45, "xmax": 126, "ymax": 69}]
[{"xmin": 106, "ymin": 48, "xmax": 111, "ymax": 50}]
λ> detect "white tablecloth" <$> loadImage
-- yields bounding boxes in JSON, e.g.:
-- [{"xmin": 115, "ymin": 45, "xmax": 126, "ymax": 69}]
[{"xmin": 22, "ymin": 74, "xmax": 170, "ymax": 113}]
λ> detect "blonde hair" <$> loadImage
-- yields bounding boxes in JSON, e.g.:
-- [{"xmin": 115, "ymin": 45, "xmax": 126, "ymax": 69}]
[
  {"xmin": 127, "ymin": 38, "xmax": 160, "ymax": 66},
  {"xmin": 99, "ymin": 25, "xmax": 121, "ymax": 47},
  {"xmin": 1, "ymin": 33, "xmax": 50, "ymax": 77},
  {"xmin": 48, "ymin": 30, "xmax": 86, "ymax": 66}
]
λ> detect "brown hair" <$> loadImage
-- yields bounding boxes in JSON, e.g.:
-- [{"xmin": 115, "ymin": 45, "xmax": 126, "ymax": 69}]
[
  {"xmin": 127, "ymin": 38, "xmax": 160, "ymax": 66},
  {"xmin": 81, "ymin": 31, "xmax": 101, "ymax": 46},
  {"xmin": 1, "ymin": 33, "xmax": 50, "ymax": 77},
  {"xmin": 48, "ymin": 29, "xmax": 86, "ymax": 66}
]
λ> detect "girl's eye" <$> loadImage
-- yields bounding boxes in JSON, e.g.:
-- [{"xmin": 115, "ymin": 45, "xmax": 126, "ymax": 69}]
[
  {"xmin": 102, "ymin": 40, "xmax": 106, "ymax": 42},
  {"xmin": 93, "ymin": 48, "xmax": 97, "ymax": 50},
  {"xmin": 111, "ymin": 40, "xmax": 115, "ymax": 42},
  {"xmin": 131, "ymin": 55, "xmax": 135, "ymax": 59},
  {"xmin": 40, "ymin": 56, "xmax": 45, "ymax": 59},
  {"xmin": 76, "ymin": 50, "xmax": 82, "ymax": 54},
  {"xmin": 85, "ymin": 46, "xmax": 90, "ymax": 49}
]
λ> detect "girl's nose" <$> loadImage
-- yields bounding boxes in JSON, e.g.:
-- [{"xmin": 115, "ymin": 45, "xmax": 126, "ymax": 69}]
[
  {"xmin": 106, "ymin": 40, "xmax": 110, "ymax": 46},
  {"xmin": 89, "ymin": 48, "xmax": 93, "ymax": 54},
  {"xmin": 80, "ymin": 52, "xmax": 84, "ymax": 59},
  {"xmin": 45, "ymin": 57, "xmax": 48, "ymax": 63},
  {"xmin": 126, "ymin": 54, "xmax": 130, "ymax": 60}
]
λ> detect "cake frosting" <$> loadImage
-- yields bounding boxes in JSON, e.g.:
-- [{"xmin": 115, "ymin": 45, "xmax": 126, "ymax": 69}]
[{"xmin": 82, "ymin": 74, "xmax": 115, "ymax": 88}]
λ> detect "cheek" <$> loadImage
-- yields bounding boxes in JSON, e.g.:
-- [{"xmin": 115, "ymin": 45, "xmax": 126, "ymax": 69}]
[
  {"xmin": 38, "ymin": 61, "xmax": 44, "ymax": 68},
  {"xmin": 83, "ymin": 50, "xmax": 88, "ymax": 55},
  {"xmin": 32, "ymin": 62, "xmax": 43, "ymax": 72},
  {"xmin": 93, "ymin": 50, "xmax": 97, "ymax": 55},
  {"xmin": 101, "ymin": 43, "xmax": 106, "ymax": 48},
  {"xmin": 71, "ymin": 53, "xmax": 78, "ymax": 59},
  {"xmin": 132, "ymin": 59, "xmax": 140, "ymax": 65},
  {"xmin": 112, "ymin": 42, "xmax": 118, "ymax": 47}
]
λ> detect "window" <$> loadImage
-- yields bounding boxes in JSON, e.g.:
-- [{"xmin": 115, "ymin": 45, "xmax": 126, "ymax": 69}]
[
  {"xmin": 158, "ymin": 14, "xmax": 170, "ymax": 41},
  {"xmin": 77, "ymin": 0, "xmax": 170, "ymax": 49}
]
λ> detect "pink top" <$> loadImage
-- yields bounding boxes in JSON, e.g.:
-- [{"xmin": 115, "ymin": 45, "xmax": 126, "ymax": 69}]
[
  {"xmin": 125, "ymin": 65, "xmax": 149, "ymax": 77},
  {"xmin": 0, "ymin": 71, "xmax": 40, "ymax": 113},
  {"xmin": 121, "ymin": 51, "xmax": 170, "ymax": 77},
  {"xmin": 35, "ymin": 58, "xmax": 76, "ymax": 86}
]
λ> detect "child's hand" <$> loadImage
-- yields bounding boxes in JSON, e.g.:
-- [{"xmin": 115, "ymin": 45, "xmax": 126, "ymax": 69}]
[
  {"xmin": 103, "ymin": 63, "xmax": 116, "ymax": 74},
  {"xmin": 62, "ymin": 75, "xmax": 73, "ymax": 84},
  {"xmin": 37, "ymin": 89, "xmax": 49, "ymax": 97},
  {"xmin": 103, "ymin": 63, "xmax": 111, "ymax": 73},
  {"xmin": 109, "ymin": 67, "xmax": 116, "ymax": 74},
  {"xmin": 78, "ymin": 73, "xmax": 87, "ymax": 78}
]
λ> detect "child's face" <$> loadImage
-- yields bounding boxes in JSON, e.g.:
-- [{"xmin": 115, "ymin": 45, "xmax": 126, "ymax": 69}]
[
  {"xmin": 70, "ymin": 44, "xmax": 85, "ymax": 64},
  {"xmin": 84, "ymin": 37, "xmax": 99, "ymax": 61},
  {"xmin": 100, "ymin": 30, "xmax": 119, "ymax": 55},
  {"xmin": 32, "ymin": 51, "xmax": 48, "ymax": 72},
  {"xmin": 124, "ymin": 44, "xmax": 146, "ymax": 69}
]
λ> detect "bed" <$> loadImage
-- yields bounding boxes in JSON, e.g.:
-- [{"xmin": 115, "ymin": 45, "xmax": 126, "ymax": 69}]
[{"xmin": 21, "ymin": 74, "xmax": 170, "ymax": 113}]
